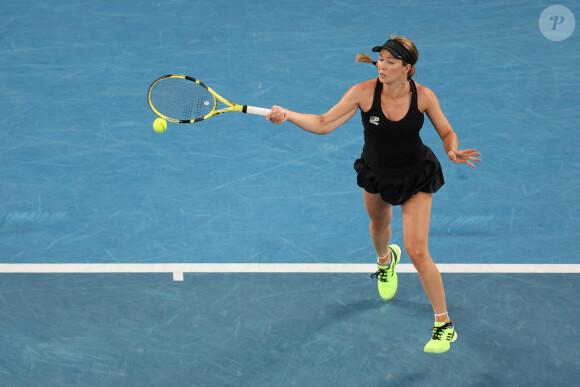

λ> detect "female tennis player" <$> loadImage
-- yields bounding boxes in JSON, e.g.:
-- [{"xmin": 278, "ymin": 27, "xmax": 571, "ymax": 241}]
[{"xmin": 266, "ymin": 35, "xmax": 480, "ymax": 353}]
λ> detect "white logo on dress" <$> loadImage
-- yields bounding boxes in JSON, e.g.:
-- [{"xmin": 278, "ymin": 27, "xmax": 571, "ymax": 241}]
[{"xmin": 369, "ymin": 116, "xmax": 380, "ymax": 126}]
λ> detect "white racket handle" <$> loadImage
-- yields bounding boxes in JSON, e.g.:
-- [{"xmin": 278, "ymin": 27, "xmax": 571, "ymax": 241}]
[{"xmin": 244, "ymin": 105, "xmax": 271, "ymax": 116}]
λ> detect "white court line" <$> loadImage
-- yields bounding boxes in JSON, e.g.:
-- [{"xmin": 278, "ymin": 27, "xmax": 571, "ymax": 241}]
[{"xmin": 1, "ymin": 263, "xmax": 580, "ymax": 281}]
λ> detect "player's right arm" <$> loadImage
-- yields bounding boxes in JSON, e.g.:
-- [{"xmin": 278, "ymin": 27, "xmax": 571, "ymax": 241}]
[{"xmin": 267, "ymin": 80, "xmax": 373, "ymax": 135}]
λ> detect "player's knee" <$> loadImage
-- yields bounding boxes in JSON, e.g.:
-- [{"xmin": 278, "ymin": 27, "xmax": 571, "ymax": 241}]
[
  {"xmin": 370, "ymin": 219, "xmax": 390, "ymax": 233},
  {"xmin": 406, "ymin": 245, "xmax": 430, "ymax": 270}
]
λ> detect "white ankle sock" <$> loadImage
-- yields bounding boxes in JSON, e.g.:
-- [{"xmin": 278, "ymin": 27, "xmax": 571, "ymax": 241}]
[
  {"xmin": 377, "ymin": 250, "xmax": 391, "ymax": 265},
  {"xmin": 434, "ymin": 312, "xmax": 451, "ymax": 323}
]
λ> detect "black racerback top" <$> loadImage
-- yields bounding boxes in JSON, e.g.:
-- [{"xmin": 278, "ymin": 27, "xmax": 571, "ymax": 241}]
[{"xmin": 360, "ymin": 79, "xmax": 428, "ymax": 177}]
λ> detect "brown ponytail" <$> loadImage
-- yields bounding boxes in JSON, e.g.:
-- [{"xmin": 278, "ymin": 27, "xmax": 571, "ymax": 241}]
[{"xmin": 355, "ymin": 53, "xmax": 376, "ymax": 66}]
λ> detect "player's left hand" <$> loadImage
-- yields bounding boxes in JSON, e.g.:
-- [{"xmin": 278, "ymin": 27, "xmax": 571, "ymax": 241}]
[{"xmin": 448, "ymin": 149, "xmax": 481, "ymax": 168}]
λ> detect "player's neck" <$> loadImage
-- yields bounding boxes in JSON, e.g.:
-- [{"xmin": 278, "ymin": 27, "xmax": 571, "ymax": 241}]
[{"xmin": 384, "ymin": 79, "xmax": 410, "ymax": 97}]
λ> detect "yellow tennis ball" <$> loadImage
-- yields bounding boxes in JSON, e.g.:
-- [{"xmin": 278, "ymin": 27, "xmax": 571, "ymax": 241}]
[{"xmin": 153, "ymin": 118, "xmax": 167, "ymax": 133}]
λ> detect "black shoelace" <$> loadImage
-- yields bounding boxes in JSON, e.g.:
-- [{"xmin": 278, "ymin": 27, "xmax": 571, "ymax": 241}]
[
  {"xmin": 370, "ymin": 268, "xmax": 389, "ymax": 282},
  {"xmin": 430, "ymin": 322, "xmax": 454, "ymax": 340}
]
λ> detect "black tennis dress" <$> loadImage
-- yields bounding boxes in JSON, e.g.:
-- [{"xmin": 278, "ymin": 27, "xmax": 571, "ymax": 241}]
[{"xmin": 354, "ymin": 78, "xmax": 444, "ymax": 205}]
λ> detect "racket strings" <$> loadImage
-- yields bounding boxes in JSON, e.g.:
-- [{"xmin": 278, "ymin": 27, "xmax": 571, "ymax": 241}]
[{"xmin": 149, "ymin": 78, "xmax": 214, "ymax": 121}]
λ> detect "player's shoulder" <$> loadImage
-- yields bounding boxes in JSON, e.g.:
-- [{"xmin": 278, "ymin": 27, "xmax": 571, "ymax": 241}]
[
  {"xmin": 349, "ymin": 79, "xmax": 377, "ymax": 95},
  {"xmin": 414, "ymin": 81, "xmax": 437, "ymax": 100},
  {"xmin": 414, "ymin": 81, "xmax": 440, "ymax": 110},
  {"xmin": 356, "ymin": 78, "xmax": 378, "ymax": 90}
]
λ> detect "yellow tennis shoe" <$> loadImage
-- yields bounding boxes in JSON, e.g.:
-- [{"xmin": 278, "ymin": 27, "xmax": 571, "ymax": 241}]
[
  {"xmin": 424, "ymin": 321, "xmax": 457, "ymax": 353},
  {"xmin": 370, "ymin": 244, "xmax": 401, "ymax": 300}
]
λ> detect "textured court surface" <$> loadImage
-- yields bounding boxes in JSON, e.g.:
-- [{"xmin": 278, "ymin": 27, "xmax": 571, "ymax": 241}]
[
  {"xmin": 1, "ymin": 273, "xmax": 579, "ymax": 386},
  {"xmin": 1, "ymin": 0, "xmax": 579, "ymax": 385}
]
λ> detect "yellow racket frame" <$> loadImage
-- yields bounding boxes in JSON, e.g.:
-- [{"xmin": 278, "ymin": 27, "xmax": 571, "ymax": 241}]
[{"xmin": 148, "ymin": 74, "xmax": 269, "ymax": 123}]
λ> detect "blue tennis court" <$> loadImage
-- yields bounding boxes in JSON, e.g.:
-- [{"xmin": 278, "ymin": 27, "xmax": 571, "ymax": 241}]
[{"xmin": 1, "ymin": 0, "xmax": 579, "ymax": 385}]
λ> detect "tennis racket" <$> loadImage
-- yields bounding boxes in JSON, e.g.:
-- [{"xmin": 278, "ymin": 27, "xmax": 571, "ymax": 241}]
[{"xmin": 148, "ymin": 74, "xmax": 271, "ymax": 123}]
